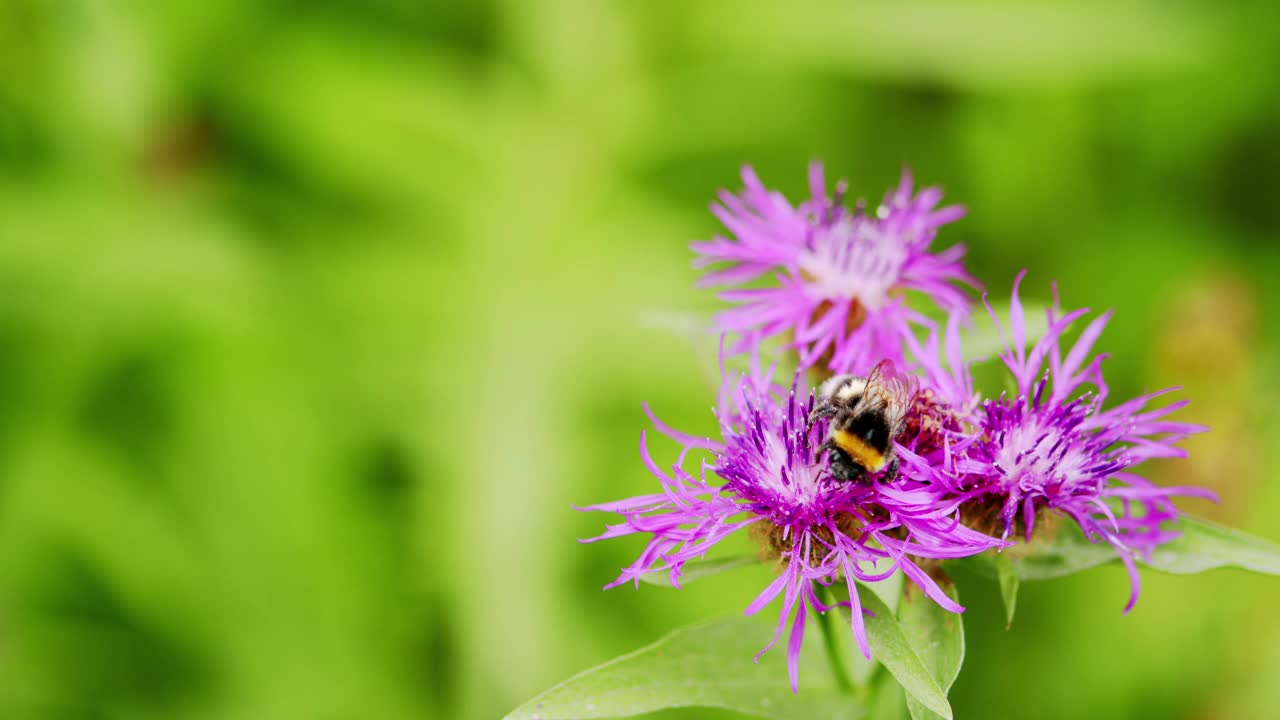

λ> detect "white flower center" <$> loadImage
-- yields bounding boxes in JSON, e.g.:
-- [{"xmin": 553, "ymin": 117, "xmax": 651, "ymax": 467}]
[
  {"xmin": 796, "ymin": 216, "xmax": 907, "ymax": 308},
  {"xmin": 757, "ymin": 427, "xmax": 827, "ymax": 506},
  {"xmin": 994, "ymin": 414, "xmax": 1090, "ymax": 493}
]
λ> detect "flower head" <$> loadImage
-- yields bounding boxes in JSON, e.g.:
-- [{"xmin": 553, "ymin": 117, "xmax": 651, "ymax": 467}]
[
  {"xmin": 692, "ymin": 162, "xmax": 974, "ymax": 375},
  {"xmin": 580, "ymin": 358, "xmax": 1002, "ymax": 691},
  {"xmin": 914, "ymin": 273, "xmax": 1216, "ymax": 611}
]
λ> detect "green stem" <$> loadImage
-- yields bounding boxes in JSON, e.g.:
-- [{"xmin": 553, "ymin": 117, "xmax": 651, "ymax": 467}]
[{"xmin": 814, "ymin": 585, "xmax": 855, "ymax": 695}]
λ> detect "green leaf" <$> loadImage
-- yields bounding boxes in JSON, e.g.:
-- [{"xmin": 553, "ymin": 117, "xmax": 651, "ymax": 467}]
[
  {"xmin": 993, "ymin": 514, "xmax": 1280, "ymax": 582},
  {"xmin": 637, "ymin": 555, "xmax": 761, "ymax": 587},
  {"xmin": 961, "ymin": 301, "xmax": 1049, "ymax": 363},
  {"xmin": 993, "ymin": 553, "xmax": 1019, "ymax": 627},
  {"xmin": 898, "ymin": 582, "xmax": 964, "ymax": 720},
  {"xmin": 1006, "ymin": 525, "xmax": 1115, "ymax": 581},
  {"xmin": 862, "ymin": 589, "xmax": 953, "ymax": 720},
  {"xmin": 504, "ymin": 616, "xmax": 865, "ymax": 720},
  {"xmin": 1146, "ymin": 515, "xmax": 1280, "ymax": 574}
]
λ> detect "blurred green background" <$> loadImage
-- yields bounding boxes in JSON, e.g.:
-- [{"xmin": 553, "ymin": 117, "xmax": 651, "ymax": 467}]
[{"xmin": 2, "ymin": 1, "xmax": 1279, "ymax": 718}]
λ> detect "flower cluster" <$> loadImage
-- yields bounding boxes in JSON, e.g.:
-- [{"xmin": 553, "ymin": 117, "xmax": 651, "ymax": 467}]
[
  {"xmin": 581, "ymin": 357, "xmax": 1002, "ymax": 689},
  {"xmin": 582, "ymin": 163, "xmax": 1211, "ymax": 691}
]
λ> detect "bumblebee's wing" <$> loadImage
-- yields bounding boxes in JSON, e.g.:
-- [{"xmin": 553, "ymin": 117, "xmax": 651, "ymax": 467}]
[
  {"xmin": 862, "ymin": 360, "xmax": 887, "ymax": 389},
  {"xmin": 861, "ymin": 360, "xmax": 919, "ymax": 428},
  {"xmin": 879, "ymin": 373, "xmax": 919, "ymax": 428}
]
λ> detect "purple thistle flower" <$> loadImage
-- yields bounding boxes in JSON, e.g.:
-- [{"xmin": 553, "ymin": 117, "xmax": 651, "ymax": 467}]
[
  {"xmin": 691, "ymin": 161, "xmax": 974, "ymax": 375},
  {"xmin": 580, "ymin": 359, "xmax": 1002, "ymax": 692},
  {"xmin": 912, "ymin": 272, "xmax": 1217, "ymax": 612}
]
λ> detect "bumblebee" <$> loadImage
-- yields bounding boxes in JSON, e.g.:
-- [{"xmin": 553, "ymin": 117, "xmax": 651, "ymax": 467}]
[{"xmin": 808, "ymin": 360, "xmax": 918, "ymax": 484}]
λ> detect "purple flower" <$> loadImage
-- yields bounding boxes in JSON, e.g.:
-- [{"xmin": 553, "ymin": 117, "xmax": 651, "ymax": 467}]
[
  {"xmin": 580, "ymin": 360, "xmax": 1002, "ymax": 691},
  {"xmin": 912, "ymin": 273, "xmax": 1216, "ymax": 611},
  {"xmin": 691, "ymin": 162, "xmax": 974, "ymax": 375}
]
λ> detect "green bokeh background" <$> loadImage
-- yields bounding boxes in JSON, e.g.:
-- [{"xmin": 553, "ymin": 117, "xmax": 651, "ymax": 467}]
[{"xmin": 2, "ymin": 2, "xmax": 1279, "ymax": 718}]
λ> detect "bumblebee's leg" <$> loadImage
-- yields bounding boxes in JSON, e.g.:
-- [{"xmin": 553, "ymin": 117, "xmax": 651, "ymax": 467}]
[
  {"xmin": 827, "ymin": 448, "xmax": 865, "ymax": 483},
  {"xmin": 808, "ymin": 404, "xmax": 837, "ymax": 429},
  {"xmin": 816, "ymin": 436, "xmax": 836, "ymax": 457},
  {"xmin": 881, "ymin": 457, "xmax": 900, "ymax": 483}
]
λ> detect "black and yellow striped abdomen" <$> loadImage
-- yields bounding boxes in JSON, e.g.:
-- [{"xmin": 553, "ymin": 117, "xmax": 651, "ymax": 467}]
[{"xmin": 832, "ymin": 429, "xmax": 889, "ymax": 473}]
